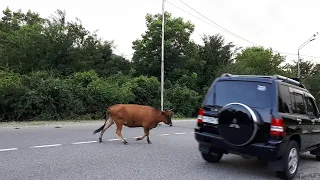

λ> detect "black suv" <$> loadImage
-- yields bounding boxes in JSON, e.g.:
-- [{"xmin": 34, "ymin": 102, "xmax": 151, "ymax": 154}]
[{"xmin": 194, "ymin": 73, "xmax": 320, "ymax": 180}]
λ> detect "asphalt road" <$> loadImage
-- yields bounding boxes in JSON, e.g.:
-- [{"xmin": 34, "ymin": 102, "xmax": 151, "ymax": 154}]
[{"xmin": 1, "ymin": 120, "xmax": 320, "ymax": 180}]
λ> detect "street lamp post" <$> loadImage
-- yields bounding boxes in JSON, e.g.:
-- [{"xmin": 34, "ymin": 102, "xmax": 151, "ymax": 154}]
[
  {"xmin": 161, "ymin": 0, "xmax": 165, "ymax": 111},
  {"xmin": 297, "ymin": 32, "xmax": 319, "ymax": 79}
]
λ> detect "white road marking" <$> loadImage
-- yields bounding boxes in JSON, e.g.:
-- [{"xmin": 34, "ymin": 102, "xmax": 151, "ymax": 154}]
[
  {"xmin": 0, "ymin": 148, "xmax": 18, "ymax": 152},
  {"xmin": 160, "ymin": 133, "xmax": 170, "ymax": 136},
  {"xmin": 72, "ymin": 141, "xmax": 97, "ymax": 145},
  {"xmin": 175, "ymin": 132, "xmax": 186, "ymax": 135},
  {"xmin": 2, "ymin": 130, "xmax": 194, "ymax": 151},
  {"xmin": 31, "ymin": 144, "xmax": 62, "ymax": 148}
]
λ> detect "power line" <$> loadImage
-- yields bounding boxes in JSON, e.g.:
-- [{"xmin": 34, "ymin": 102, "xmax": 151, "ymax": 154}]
[
  {"xmin": 166, "ymin": 0, "xmax": 258, "ymax": 46},
  {"xmin": 166, "ymin": 0, "xmax": 320, "ymax": 59},
  {"xmin": 165, "ymin": 0, "xmax": 211, "ymax": 27},
  {"xmin": 176, "ymin": 0, "xmax": 258, "ymax": 46}
]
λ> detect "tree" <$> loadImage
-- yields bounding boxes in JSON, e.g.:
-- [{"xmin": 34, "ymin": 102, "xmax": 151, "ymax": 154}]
[
  {"xmin": 132, "ymin": 12, "xmax": 198, "ymax": 83},
  {"xmin": 0, "ymin": 7, "xmax": 46, "ymax": 73},
  {"xmin": 42, "ymin": 10, "xmax": 132, "ymax": 76},
  {"xmin": 283, "ymin": 59, "xmax": 320, "ymax": 106},
  {"xmin": 305, "ymin": 74, "xmax": 320, "ymax": 107},
  {"xmin": 0, "ymin": 8, "xmax": 132, "ymax": 77},
  {"xmin": 282, "ymin": 59, "xmax": 318, "ymax": 79},
  {"xmin": 221, "ymin": 46, "xmax": 287, "ymax": 75},
  {"xmin": 0, "ymin": 7, "xmax": 44, "ymax": 32},
  {"xmin": 197, "ymin": 34, "xmax": 237, "ymax": 89}
]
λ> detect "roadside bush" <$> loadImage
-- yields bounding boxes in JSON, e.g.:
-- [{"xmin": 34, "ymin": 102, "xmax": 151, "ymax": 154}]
[
  {"xmin": 72, "ymin": 70, "xmax": 99, "ymax": 88},
  {"xmin": 130, "ymin": 75, "xmax": 161, "ymax": 108},
  {"xmin": 166, "ymin": 84, "xmax": 202, "ymax": 117},
  {"xmin": 16, "ymin": 72, "xmax": 84, "ymax": 121},
  {"xmin": 0, "ymin": 69, "xmax": 202, "ymax": 122},
  {"xmin": 84, "ymin": 75, "xmax": 135, "ymax": 119},
  {"xmin": 0, "ymin": 71, "xmax": 26, "ymax": 121}
]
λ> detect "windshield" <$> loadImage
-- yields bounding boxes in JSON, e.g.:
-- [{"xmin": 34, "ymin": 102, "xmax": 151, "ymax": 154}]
[{"xmin": 214, "ymin": 80, "xmax": 273, "ymax": 108}]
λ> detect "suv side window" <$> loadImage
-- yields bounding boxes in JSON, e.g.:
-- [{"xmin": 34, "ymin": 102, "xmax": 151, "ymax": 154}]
[
  {"xmin": 278, "ymin": 84, "xmax": 292, "ymax": 113},
  {"xmin": 305, "ymin": 95, "xmax": 318, "ymax": 117},
  {"xmin": 289, "ymin": 88, "xmax": 306, "ymax": 114}
]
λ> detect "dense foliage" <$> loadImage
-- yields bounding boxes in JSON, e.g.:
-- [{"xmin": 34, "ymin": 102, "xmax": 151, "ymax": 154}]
[{"xmin": 0, "ymin": 7, "xmax": 319, "ymax": 121}]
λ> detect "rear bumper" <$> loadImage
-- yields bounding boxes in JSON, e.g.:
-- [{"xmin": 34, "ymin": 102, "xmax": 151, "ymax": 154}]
[{"xmin": 195, "ymin": 128, "xmax": 286, "ymax": 161}]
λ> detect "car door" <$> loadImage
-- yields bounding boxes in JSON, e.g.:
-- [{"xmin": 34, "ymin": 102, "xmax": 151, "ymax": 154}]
[
  {"xmin": 304, "ymin": 93, "xmax": 320, "ymax": 147},
  {"xmin": 288, "ymin": 87, "xmax": 313, "ymax": 149}
]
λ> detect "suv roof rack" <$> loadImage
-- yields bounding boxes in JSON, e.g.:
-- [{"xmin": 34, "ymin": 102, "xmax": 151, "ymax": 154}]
[
  {"xmin": 220, "ymin": 73, "xmax": 306, "ymax": 89},
  {"xmin": 272, "ymin": 75, "xmax": 307, "ymax": 89}
]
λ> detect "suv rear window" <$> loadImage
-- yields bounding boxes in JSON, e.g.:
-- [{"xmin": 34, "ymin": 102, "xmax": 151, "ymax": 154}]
[{"xmin": 214, "ymin": 80, "xmax": 273, "ymax": 108}]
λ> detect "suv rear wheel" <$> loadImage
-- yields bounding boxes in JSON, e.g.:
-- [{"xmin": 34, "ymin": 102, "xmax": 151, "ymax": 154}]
[
  {"xmin": 201, "ymin": 152, "xmax": 223, "ymax": 163},
  {"xmin": 276, "ymin": 140, "xmax": 300, "ymax": 180}
]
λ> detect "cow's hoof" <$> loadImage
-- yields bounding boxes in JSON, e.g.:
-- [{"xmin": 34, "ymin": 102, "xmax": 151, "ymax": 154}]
[
  {"xmin": 136, "ymin": 137, "xmax": 142, "ymax": 141},
  {"xmin": 99, "ymin": 137, "xmax": 102, "ymax": 143},
  {"xmin": 169, "ymin": 124, "xmax": 172, "ymax": 126},
  {"xmin": 123, "ymin": 141, "xmax": 128, "ymax": 145},
  {"xmin": 147, "ymin": 141, "xmax": 152, "ymax": 144}
]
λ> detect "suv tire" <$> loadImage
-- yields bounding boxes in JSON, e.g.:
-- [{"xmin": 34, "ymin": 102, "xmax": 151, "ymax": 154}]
[
  {"xmin": 276, "ymin": 140, "xmax": 300, "ymax": 180},
  {"xmin": 201, "ymin": 152, "xmax": 223, "ymax": 163},
  {"xmin": 316, "ymin": 156, "xmax": 320, "ymax": 161}
]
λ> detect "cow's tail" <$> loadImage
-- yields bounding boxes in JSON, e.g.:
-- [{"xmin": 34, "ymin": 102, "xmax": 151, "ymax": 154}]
[{"xmin": 93, "ymin": 110, "xmax": 110, "ymax": 135}]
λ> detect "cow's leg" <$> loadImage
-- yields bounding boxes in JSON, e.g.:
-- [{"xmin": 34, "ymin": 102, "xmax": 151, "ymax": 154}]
[
  {"xmin": 99, "ymin": 118, "xmax": 114, "ymax": 143},
  {"xmin": 145, "ymin": 129, "xmax": 151, "ymax": 144},
  {"xmin": 115, "ymin": 123, "xmax": 128, "ymax": 145},
  {"xmin": 135, "ymin": 132, "xmax": 146, "ymax": 141},
  {"xmin": 137, "ymin": 128, "xmax": 151, "ymax": 144},
  {"xmin": 136, "ymin": 127, "xmax": 149, "ymax": 141},
  {"xmin": 136, "ymin": 135, "xmax": 146, "ymax": 141}
]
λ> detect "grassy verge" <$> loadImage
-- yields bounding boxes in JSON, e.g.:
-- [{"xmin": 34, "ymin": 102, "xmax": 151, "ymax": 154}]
[
  {"xmin": 0, "ymin": 118, "xmax": 196, "ymax": 128},
  {"xmin": 0, "ymin": 119, "xmax": 103, "ymax": 128}
]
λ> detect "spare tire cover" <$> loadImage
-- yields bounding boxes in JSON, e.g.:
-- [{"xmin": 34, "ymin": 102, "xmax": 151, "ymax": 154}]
[{"xmin": 218, "ymin": 103, "xmax": 259, "ymax": 147}]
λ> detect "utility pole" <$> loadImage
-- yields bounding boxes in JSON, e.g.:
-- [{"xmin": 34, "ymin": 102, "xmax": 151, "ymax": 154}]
[{"xmin": 161, "ymin": 0, "xmax": 165, "ymax": 111}]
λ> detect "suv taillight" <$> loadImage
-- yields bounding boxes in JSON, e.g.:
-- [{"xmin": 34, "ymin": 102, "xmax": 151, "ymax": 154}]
[
  {"xmin": 270, "ymin": 117, "xmax": 285, "ymax": 136},
  {"xmin": 197, "ymin": 108, "xmax": 204, "ymax": 125}
]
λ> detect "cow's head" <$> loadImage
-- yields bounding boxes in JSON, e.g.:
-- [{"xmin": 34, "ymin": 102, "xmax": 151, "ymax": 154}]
[{"xmin": 162, "ymin": 108, "xmax": 174, "ymax": 126}]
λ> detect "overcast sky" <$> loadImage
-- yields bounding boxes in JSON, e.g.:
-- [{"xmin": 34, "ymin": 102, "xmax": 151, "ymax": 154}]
[{"xmin": 2, "ymin": 0, "xmax": 320, "ymax": 64}]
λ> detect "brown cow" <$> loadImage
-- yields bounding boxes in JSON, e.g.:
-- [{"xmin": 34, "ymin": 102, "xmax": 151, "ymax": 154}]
[{"xmin": 93, "ymin": 104, "xmax": 173, "ymax": 145}]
